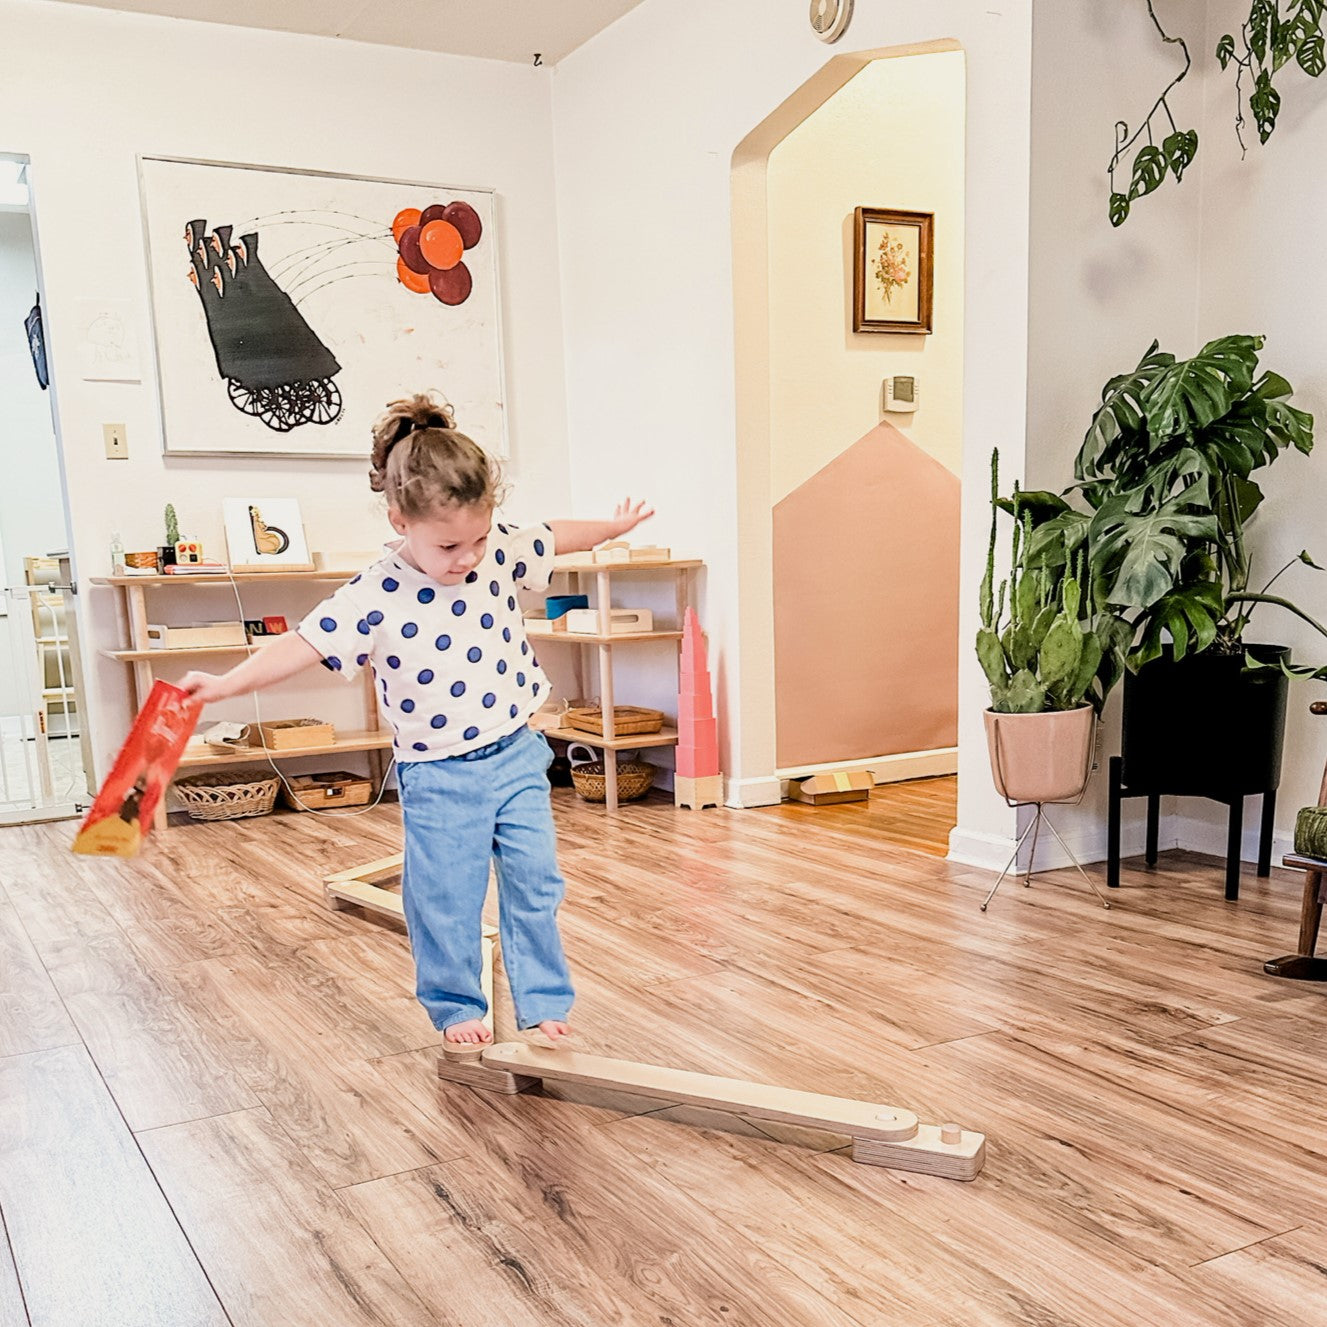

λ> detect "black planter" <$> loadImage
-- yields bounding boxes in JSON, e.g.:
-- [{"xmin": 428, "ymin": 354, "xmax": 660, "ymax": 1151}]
[{"xmin": 1122, "ymin": 643, "xmax": 1290, "ymax": 797}]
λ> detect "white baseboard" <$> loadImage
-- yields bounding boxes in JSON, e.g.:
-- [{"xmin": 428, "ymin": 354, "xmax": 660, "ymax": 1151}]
[
  {"xmin": 724, "ymin": 775, "xmax": 783, "ymax": 809},
  {"xmin": 948, "ymin": 818, "xmax": 1152, "ymax": 873},
  {"xmin": 946, "ymin": 828, "xmax": 1019, "ymax": 873},
  {"xmin": 776, "ymin": 747, "xmax": 958, "ymax": 792},
  {"xmin": 1172, "ymin": 814, "xmax": 1295, "ymax": 871}
]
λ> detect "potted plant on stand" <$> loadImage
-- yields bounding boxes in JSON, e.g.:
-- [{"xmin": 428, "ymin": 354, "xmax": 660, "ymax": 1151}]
[
  {"xmin": 976, "ymin": 451, "xmax": 1118, "ymax": 911},
  {"xmin": 1030, "ymin": 334, "xmax": 1320, "ymax": 898}
]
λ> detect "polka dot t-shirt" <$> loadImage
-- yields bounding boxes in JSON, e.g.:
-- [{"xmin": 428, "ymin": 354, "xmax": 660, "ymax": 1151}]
[{"xmin": 297, "ymin": 521, "xmax": 554, "ymax": 762}]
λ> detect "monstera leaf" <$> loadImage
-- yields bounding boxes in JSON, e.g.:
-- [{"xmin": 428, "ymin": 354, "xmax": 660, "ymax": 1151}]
[
  {"xmin": 1162, "ymin": 129, "xmax": 1199, "ymax": 180},
  {"xmin": 1077, "ymin": 341, "xmax": 1175, "ymax": 480},
  {"xmin": 1141, "ymin": 335, "xmax": 1262, "ymax": 438}
]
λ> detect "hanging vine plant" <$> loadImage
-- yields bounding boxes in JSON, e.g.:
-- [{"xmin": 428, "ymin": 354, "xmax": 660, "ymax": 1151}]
[
  {"xmin": 1216, "ymin": 0, "xmax": 1326, "ymax": 151},
  {"xmin": 1108, "ymin": 2, "xmax": 1198, "ymax": 227}
]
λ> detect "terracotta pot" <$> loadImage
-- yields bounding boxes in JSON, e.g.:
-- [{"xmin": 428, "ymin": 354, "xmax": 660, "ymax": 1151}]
[{"xmin": 983, "ymin": 705, "xmax": 1095, "ymax": 805}]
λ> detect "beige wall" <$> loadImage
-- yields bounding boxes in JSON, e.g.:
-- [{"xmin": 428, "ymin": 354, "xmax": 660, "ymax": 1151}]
[
  {"xmin": 767, "ymin": 51, "xmax": 966, "ymax": 503},
  {"xmin": 766, "ymin": 51, "xmax": 964, "ymax": 769}
]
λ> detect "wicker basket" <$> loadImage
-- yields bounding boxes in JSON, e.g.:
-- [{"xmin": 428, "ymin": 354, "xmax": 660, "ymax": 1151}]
[
  {"xmin": 565, "ymin": 704, "xmax": 664, "ymax": 736},
  {"xmin": 174, "ymin": 769, "xmax": 281, "ymax": 821},
  {"xmin": 567, "ymin": 744, "xmax": 656, "ymax": 802}
]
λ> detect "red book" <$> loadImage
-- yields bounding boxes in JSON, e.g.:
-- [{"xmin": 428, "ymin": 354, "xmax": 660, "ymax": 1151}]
[{"xmin": 73, "ymin": 680, "xmax": 203, "ymax": 857}]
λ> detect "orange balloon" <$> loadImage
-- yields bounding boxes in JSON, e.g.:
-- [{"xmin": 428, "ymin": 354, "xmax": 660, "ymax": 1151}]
[
  {"xmin": 392, "ymin": 207, "xmax": 422, "ymax": 243},
  {"xmin": 396, "ymin": 257, "xmax": 430, "ymax": 293},
  {"xmin": 418, "ymin": 219, "xmax": 464, "ymax": 271}
]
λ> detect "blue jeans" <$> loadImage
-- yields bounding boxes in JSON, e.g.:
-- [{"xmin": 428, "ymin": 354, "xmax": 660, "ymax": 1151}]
[{"xmin": 396, "ymin": 725, "xmax": 574, "ymax": 1032}]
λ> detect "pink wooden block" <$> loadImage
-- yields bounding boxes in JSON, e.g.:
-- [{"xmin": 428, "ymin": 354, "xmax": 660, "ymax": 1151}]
[
  {"xmin": 678, "ymin": 692, "xmax": 712, "ymax": 726},
  {"xmin": 676, "ymin": 745, "xmax": 720, "ymax": 779}
]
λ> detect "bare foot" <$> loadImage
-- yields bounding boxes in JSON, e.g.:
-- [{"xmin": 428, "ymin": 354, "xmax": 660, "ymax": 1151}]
[
  {"xmin": 443, "ymin": 1018, "xmax": 492, "ymax": 1046},
  {"xmin": 536, "ymin": 1020, "xmax": 572, "ymax": 1045}
]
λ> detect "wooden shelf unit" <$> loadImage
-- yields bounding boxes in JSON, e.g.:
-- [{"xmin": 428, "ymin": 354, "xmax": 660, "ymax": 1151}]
[
  {"xmin": 537, "ymin": 557, "xmax": 701, "ymax": 811},
  {"xmin": 94, "ymin": 569, "xmax": 389, "ymax": 828}
]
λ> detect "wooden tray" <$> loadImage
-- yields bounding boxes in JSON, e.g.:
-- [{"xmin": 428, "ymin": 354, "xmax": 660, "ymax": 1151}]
[
  {"xmin": 564, "ymin": 705, "xmax": 664, "ymax": 736},
  {"xmin": 258, "ymin": 718, "xmax": 336, "ymax": 750}
]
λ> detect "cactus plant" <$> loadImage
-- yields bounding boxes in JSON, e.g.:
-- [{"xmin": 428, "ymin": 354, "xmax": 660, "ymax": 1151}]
[
  {"xmin": 164, "ymin": 503, "xmax": 180, "ymax": 546},
  {"xmin": 978, "ymin": 451, "xmax": 1109, "ymax": 714}
]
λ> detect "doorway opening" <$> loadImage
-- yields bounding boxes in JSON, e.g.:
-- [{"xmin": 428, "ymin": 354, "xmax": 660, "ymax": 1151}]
[{"xmin": 0, "ymin": 153, "xmax": 91, "ymax": 824}]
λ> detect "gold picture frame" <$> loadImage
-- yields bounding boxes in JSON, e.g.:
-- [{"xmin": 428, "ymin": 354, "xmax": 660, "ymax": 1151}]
[{"xmin": 853, "ymin": 207, "xmax": 934, "ymax": 335}]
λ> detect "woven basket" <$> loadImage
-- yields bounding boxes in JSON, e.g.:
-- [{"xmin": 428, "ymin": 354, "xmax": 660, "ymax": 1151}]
[
  {"xmin": 174, "ymin": 769, "xmax": 280, "ymax": 821},
  {"xmin": 567, "ymin": 744, "xmax": 655, "ymax": 802}
]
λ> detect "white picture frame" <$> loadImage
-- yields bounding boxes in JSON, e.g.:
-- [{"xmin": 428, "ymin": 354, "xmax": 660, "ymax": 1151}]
[
  {"xmin": 222, "ymin": 498, "xmax": 314, "ymax": 573},
  {"xmin": 138, "ymin": 155, "xmax": 507, "ymax": 460}
]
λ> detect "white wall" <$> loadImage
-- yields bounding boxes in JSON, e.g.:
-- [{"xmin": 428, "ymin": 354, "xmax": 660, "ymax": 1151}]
[
  {"xmin": 1, "ymin": 0, "xmax": 570, "ymax": 775},
  {"xmin": 767, "ymin": 51, "xmax": 965, "ymax": 500},
  {"xmin": 552, "ymin": 0, "xmax": 1033, "ymax": 847},
  {"xmin": 0, "ymin": 206, "xmax": 67, "ymax": 715}
]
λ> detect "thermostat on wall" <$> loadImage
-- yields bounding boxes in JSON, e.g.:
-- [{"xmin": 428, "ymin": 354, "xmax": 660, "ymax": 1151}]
[{"xmin": 884, "ymin": 375, "xmax": 919, "ymax": 413}]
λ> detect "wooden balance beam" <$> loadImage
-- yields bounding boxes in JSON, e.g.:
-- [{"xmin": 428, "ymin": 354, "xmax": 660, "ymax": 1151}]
[
  {"xmin": 440, "ymin": 1039, "xmax": 985, "ymax": 1181},
  {"xmin": 323, "ymin": 852, "xmax": 407, "ymax": 919}
]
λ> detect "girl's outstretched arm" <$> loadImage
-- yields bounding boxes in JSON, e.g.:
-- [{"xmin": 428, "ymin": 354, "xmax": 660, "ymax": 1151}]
[
  {"xmin": 178, "ymin": 630, "xmax": 324, "ymax": 704},
  {"xmin": 549, "ymin": 498, "xmax": 655, "ymax": 555}
]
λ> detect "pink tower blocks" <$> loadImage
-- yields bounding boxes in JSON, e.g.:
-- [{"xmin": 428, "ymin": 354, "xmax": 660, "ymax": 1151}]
[{"xmin": 675, "ymin": 607, "xmax": 723, "ymax": 810}]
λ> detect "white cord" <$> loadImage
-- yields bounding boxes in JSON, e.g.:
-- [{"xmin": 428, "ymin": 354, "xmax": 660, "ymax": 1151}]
[{"xmin": 219, "ymin": 567, "xmax": 398, "ymax": 818}]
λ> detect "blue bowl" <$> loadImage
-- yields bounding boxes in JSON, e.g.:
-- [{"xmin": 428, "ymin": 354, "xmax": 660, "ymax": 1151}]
[{"xmin": 545, "ymin": 594, "xmax": 589, "ymax": 621}]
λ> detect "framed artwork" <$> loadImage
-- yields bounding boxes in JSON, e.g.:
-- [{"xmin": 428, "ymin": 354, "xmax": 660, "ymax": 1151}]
[
  {"xmin": 853, "ymin": 207, "xmax": 933, "ymax": 335},
  {"xmin": 138, "ymin": 156, "xmax": 506, "ymax": 459},
  {"xmin": 222, "ymin": 498, "xmax": 314, "ymax": 573}
]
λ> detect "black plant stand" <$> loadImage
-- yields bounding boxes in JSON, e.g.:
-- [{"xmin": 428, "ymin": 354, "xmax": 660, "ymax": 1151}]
[{"xmin": 1106, "ymin": 755, "xmax": 1276, "ymax": 901}]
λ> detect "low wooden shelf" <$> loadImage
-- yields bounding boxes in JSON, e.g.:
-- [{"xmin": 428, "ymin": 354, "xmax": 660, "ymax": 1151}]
[{"xmin": 179, "ymin": 729, "xmax": 393, "ymax": 770}]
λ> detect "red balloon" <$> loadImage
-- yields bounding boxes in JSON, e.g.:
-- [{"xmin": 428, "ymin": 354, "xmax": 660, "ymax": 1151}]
[
  {"xmin": 419, "ymin": 219, "xmax": 464, "ymax": 271},
  {"xmin": 418, "ymin": 203, "xmax": 449, "ymax": 227},
  {"xmin": 392, "ymin": 207, "xmax": 422, "ymax": 242},
  {"xmin": 398, "ymin": 225, "xmax": 430, "ymax": 275},
  {"xmin": 397, "ymin": 257, "xmax": 430, "ymax": 293},
  {"xmin": 429, "ymin": 262, "xmax": 472, "ymax": 306},
  {"xmin": 442, "ymin": 201, "xmax": 482, "ymax": 249}
]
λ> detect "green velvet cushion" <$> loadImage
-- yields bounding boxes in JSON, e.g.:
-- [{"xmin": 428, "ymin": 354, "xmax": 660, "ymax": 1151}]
[{"xmin": 1294, "ymin": 806, "xmax": 1327, "ymax": 860}]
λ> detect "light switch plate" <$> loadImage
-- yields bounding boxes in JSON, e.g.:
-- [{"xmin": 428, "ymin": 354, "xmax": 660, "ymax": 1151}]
[{"xmin": 103, "ymin": 423, "xmax": 128, "ymax": 459}]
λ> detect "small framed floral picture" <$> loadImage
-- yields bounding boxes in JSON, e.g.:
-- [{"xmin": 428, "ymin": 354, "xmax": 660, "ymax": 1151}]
[{"xmin": 853, "ymin": 207, "xmax": 933, "ymax": 334}]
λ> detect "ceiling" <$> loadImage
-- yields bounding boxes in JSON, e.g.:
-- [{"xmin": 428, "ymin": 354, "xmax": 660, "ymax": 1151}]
[{"xmin": 45, "ymin": 0, "xmax": 647, "ymax": 65}]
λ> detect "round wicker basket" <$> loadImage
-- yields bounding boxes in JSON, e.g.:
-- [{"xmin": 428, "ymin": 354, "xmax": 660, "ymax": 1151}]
[
  {"xmin": 174, "ymin": 769, "xmax": 281, "ymax": 821},
  {"xmin": 568, "ymin": 745, "xmax": 655, "ymax": 802}
]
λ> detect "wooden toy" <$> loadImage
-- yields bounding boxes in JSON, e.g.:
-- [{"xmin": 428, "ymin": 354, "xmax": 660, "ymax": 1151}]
[
  {"xmin": 591, "ymin": 541, "xmax": 672, "ymax": 564},
  {"xmin": 174, "ymin": 539, "xmax": 204, "ymax": 565},
  {"xmin": 564, "ymin": 607, "xmax": 654, "ymax": 634},
  {"xmin": 675, "ymin": 607, "xmax": 722, "ymax": 809}
]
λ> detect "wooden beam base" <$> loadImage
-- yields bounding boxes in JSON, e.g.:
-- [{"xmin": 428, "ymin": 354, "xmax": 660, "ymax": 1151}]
[
  {"xmin": 323, "ymin": 852, "xmax": 405, "ymax": 919},
  {"xmin": 477, "ymin": 1041, "xmax": 984, "ymax": 1180},
  {"xmin": 675, "ymin": 774, "xmax": 723, "ymax": 811}
]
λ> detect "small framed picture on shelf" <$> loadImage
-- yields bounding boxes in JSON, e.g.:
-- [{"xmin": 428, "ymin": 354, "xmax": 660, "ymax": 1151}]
[{"xmin": 222, "ymin": 498, "xmax": 314, "ymax": 572}]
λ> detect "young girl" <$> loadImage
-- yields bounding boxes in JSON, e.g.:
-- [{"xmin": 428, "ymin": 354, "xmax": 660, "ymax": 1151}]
[{"xmin": 180, "ymin": 393, "xmax": 652, "ymax": 1047}]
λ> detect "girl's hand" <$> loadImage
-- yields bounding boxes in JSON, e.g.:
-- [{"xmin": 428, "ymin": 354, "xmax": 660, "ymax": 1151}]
[
  {"xmin": 177, "ymin": 671, "xmax": 231, "ymax": 704},
  {"xmin": 608, "ymin": 497, "xmax": 655, "ymax": 538}
]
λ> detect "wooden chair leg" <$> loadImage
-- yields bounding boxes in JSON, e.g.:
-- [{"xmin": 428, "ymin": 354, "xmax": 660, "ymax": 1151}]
[{"xmin": 1264, "ymin": 869, "xmax": 1327, "ymax": 980}]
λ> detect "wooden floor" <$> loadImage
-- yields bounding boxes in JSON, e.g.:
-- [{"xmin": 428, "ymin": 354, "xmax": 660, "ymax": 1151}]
[{"xmin": 1, "ymin": 783, "xmax": 1324, "ymax": 1326}]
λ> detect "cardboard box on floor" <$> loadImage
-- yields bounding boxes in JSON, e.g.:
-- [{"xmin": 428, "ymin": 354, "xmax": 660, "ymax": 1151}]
[{"xmin": 787, "ymin": 770, "xmax": 873, "ymax": 805}]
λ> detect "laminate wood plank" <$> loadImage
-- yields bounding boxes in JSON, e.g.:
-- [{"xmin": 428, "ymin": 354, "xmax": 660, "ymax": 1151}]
[
  {"xmin": 0, "ymin": 1222, "xmax": 28, "ymax": 1327},
  {"xmin": 0, "ymin": 1045, "xmax": 226, "ymax": 1327},
  {"xmin": 1189, "ymin": 1226, "xmax": 1327, "ymax": 1323},
  {"xmin": 138, "ymin": 1107, "xmax": 437, "ymax": 1327},
  {"xmin": 0, "ymin": 900, "xmax": 76, "ymax": 1058}
]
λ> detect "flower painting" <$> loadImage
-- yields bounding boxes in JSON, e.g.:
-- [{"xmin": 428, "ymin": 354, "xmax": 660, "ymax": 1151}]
[{"xmin": 853, "ymin": 208, "xmax": 933, "ymax": 334}]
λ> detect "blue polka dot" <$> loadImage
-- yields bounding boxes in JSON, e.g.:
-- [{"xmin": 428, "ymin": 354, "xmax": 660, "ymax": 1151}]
[
  {"xmin": 465, "ymin": 571, "xmax": 478, "ymax": 584},
  {"xmin": 418, "ymin": 669, "xmax": 434, "ymax": 685},
  {"xmin": 532, "ymin": 683, "xmax": 540, "ymax": 695},
  {"xmin": 418, "ymin": 587, "xmax": 435, "ymax": 604},
  {"xmin": 467, "ymin": 647, "xmax": 482, "ymax": 663},
  {"xmin": 451, "ymin": 600, "xmax": 466, "ymax": 617},
  {"xmin": 480, "ymin": 613, "xmax": 494, "ymax": 629},
  {"xmin": 464, "ymin": 726, "xmax": 480, "ymax": 741},
  {"xmin": 489, "ymin": 580, "xmax": 500, "ymax": 596},
  {"xmin": 534, "ymin": 538, "xmax": 545, "ymax": 556},
  {"xmin": 356, "ymin": 653, "xmax": 368, "ymax": 665},
  {"xmin": 435, "ymin": 635, "xmax": 451, "ymax": 651},
  {"xmin": 520, "ymin": 641, "xmax": 529, "ymax": 656},
  {"xmin": 401, "ymin": 698, "xmax": 415, "ymax": 713},
  {"xmin": 326, "ymin": 656, "xmax": 342, "ymax": 671},
  {"xmin": 497, "ymin": 659, "xmax": 508, "ymax": 675},
  {"xmin": 498, "ymin": 523, "xmax": 508, "ymax": 534},
  {"xmin": 495, "ymin": 549, "xmax": 505, "ymax": 565},
  {"xmin": 510, "ymin": 703, "xmax": 519, "ymax": 718},
  {"xmin": 350, "ymin": 574, "xmax": 361, "ymax": 585},
  {"xmin": 320, "ymin": 617, "xmax": 337, "ymax": 632},
  {"xmin": 507, "ymin": 596, "xmax": 516, "ymax": 611},
  {"xmin": 367, "ymin": 611, "xmax": 384, "ymax": 626},
  {"xmin": 402, "ymin": 622, "xmax": 418, "ymax": 638},
  {"xmin": 502, "ymin": 627, "xmax": 512, "ymax": 643},
  {"xmin": 482, "ymin": 692, "xmax": 496, "ymax": 708},
  {"xmin": 412, "ymin": 741, "xmax": 428, "ymax": 751},
  {"xmin": 387, "ymin": 655, "xmax": 401, "ymax": 669},
  {"xmin": 431, "ymin": 714, "xmax": 447, "ymax": 729},
  {"xmin": 451, "ymin": 680, "xmax": 466, "ymax": 697},
  {"xmin": 516, "ymin": 672, "xmax": 526, "ymax": 686},
  {"xmin": 383, "ymin": 578, "xmax": 399, "ymax": 592},
  {"xmin": 357, "ymin": 619, "xmax": 370, "ymax": 635}
]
